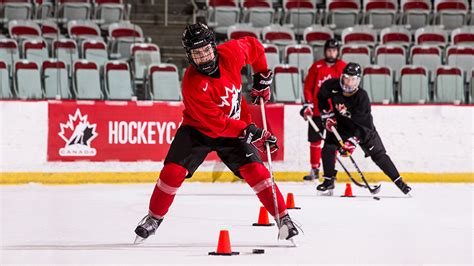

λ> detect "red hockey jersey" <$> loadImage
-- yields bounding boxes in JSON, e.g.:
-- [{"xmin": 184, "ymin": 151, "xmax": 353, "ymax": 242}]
[
  {"xmin": 303, "ymin": 59, "xmax": 346, "ymax": 116},
  {"xmin": 181, "ymin": 37, "xmax": 268, "ymax": 138}
]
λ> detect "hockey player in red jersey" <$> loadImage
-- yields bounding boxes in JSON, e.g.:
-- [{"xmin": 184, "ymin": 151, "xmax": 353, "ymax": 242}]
[
  {"xmin": 300, "ymin": 39, "xmax": 346, "ymax": 181},
  {"xmin": 134, "ymin": 23, "xmax": 299, "ymax": 243}
]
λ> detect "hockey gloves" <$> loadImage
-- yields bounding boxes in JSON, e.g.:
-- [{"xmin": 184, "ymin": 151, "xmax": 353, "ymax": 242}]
[
  {"xmin": 240, "ymin": 124, "xmax": 278, "ymax": 153},
  {"xmin": 321, "ymin": 110, "xmax": 336, "ymax": 132},
  {"xmin": 299, "ymin": 102, "xmax": 314, "ymax": 120},
  {"xmin": 339, "ymin": 136, "xmax": 359, "ymax": 157},
  {"xmin": 250, "ymin": 69, "xmax": 272, "ymax": 104}
]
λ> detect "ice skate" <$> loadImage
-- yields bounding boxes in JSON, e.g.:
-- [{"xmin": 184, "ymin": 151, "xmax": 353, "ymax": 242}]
[
  {"xmin": 134, "ymin": 214, "xmax": 163, "ymax": 244},
  {"xmin": 277, "ymin": 214, "xmax": 299, "ymax": 241},
  {"xmin": 316, "ymin": 176, "xmax": 335, "ymax": 196},
  {"xmin": 394, "ymin": 176, "xmax": 412, "ymax": 195},
  {"xmin": 303, "ymin": 168, "xmax": 319, "ymax": 181}
]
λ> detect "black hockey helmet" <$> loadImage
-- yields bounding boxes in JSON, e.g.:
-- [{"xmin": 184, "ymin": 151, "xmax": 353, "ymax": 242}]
[
  {"xmin": 340, "ymin": 62, "xmax": 361, "ymax": 94},
  {"xmin": 323, "ymin": 38, "xmax": 340, "ymax": 63},
  {"xmin": 182, "ymin": 23, "xmax": 218, "ymax": 75}
]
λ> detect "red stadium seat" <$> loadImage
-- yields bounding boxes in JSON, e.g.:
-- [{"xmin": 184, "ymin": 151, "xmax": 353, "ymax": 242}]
[
  {"xmin": 342, "ymin": 25, "xmax": 377, "ymax": 47},
  {"xmin": 380, "ymin": 26, "xmax": 412, "ymax": 47},
  {"xmin": 241, "ymin": 0, "xmax": 274, "ymax": 29},
  {"xmin": 451, "ymin": 26, "xmax": 474, "ymax": 46},
  {"xmin": 227, "ymin": 24, "xmax": 260, "ymax": 40},
  {"xmin": 434, "ymin": 0, "xmax": 469, "ymax": 30},
  {"xmin": 415, "ymin": 26, "xmax": 448, "ymax": 46},
  {"xmin": 104, "ymin": 60, "xmax": 134, "ymax": 100},
  {"xmin": 341, "ymin": 45, "xmax": 372, "ymax": 69},
  {"xmin": 400, "ymin": 0, "xmax": 432, "ymax": 31}
]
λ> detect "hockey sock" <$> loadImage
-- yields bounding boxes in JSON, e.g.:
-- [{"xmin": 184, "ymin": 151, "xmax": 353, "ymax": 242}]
[
  {"xmin": 310, "ymin": 140, "xmax": 322, "ymax": 169},
  {"xmin": 239, "ymin": 162, "xmax": 287, "ymax": 218},
  {"xmin": 148, "ymin": 163, "xmax": 187, "ymax": 218}
]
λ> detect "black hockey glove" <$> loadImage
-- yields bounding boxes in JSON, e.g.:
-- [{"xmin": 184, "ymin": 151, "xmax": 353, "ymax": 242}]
[
  {"xmin": 250, "ymin": 70, "xmax": 272, "ymax": 105},
  {"xmin": 299, "ymin": 102, "xmax": 314, "ymax": 120},
  {"xmin": 240, "ymin": 124, "xmax": 278, "ymax": 153}
]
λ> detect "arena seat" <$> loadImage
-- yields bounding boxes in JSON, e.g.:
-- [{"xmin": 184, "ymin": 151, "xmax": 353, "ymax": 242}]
[
  {"xmin": 434, "ymin": 66, "xmax": 465, "ymax": 103},
  {"xmin": 375, "ymin": 45, "xmax": 406, "ymax": 82},
  {"xmin": 284, "ymin": 44, "xmax": 314, "ymax": 74},
  {"xmin": 273, "ymin": 64, "xmax": 302, "ymax": 102},
  {"xmin": 282, "ymin": 0, "xmax": 317, "ymax": 35},
  {"xmin": 73, "ymin": 60, "xmax": 102, "ymax": 99},
  {"xmin": 451, "ymin": 26, "xmax": 474, "ymax": 46},
  {"xmin": 263, "ymin": 43, "xmax": 280, "ymax": 70},
  {"xmin": 325, "ymin": 0, "xmax": 360, "ymax": 35},
  {"xmin": 81, "ymin": 39, "xmax": 108, "ymax": 67},
  {"xmin": 14, "ymin": 60, "xmax": 43, "ymax": 99},
  {"xmin": 22, "ymin": 38, "xmax": 49, "ymax": 66},
  {"xmin": 104, "ymin": 60, "xmax": 134, "ymax": 100},
  {"xmin": 380, "ymin": 26, "xmax": 412, "ymax": 47},
  {"xmin": 415, "ymin": 26, "xmax": 448, "ymax": 47},
  {"xmin": 241, "ymin": 0, "xmax": 274, "ymax": 29},
  {"xmin": 53, "ymin": 39, "xmax": 79, "ymax": 75},
  {"xmin": 400, "ymin": 0, "xmax": 432, "ymax": 31},
  {"xmin": 262, "ymin": 24, "xmax": 297, "ymax": 47},
  {"xmin": 42, "ymin": 59, "xmax": 70, "ymax": 99},
  {"xmin": 148, "ymin": 63, "xmax": 181, "ymax": 101},
  {"xmin": 342, "ymin": 25, "xmax": 377, "ymax": 47},
  {"xmin": 303, "ymin": 25, "xmax": 333, "ymax": 60},
  {"xmin": 108, "ymin": 22, "xmax": 144, "ymax": 60},
  {"xmin": 341, "ymin": 45, "xmax": 372, "ymax": 69},
  {"xmin": 131, "ymin": 43, "xmax": 161, "ymax": 84},
  {"xmin": 0, "ymin": 61, "xmax": 13, "ymax": 98},
  {"xmin": 57, "ymin": 0, "xmax": 92, "ymax": 24},
  {"xmin": 207, "ymin": 0, "xmax": 240, "ymax": 35},
  {"xmin": 227, "ymin": 24, "xmax": 260, "ymax": 40},
  {"xmin": 363, "ymin": 65, "xmax": 394, "ymax": 103},
  {"xmin": 364, "ymin": 0, "xmax": 399, "ymax": 31},
  {"xmin": 410, "ymin": 45, "xmax": 442, "ymax": 81},
  {"xmin": 399, "ymin": 65, "xmax": 430, "ymax": 103}
]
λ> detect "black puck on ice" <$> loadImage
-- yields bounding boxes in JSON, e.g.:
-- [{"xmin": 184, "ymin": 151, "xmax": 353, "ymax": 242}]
[
  {"xmin": 252, "ymin": 249, "xmax": 265, "ymax": 254},
  {"xmin": 373, "ymin": 196, "xmax": 380, "ymax": 200}
]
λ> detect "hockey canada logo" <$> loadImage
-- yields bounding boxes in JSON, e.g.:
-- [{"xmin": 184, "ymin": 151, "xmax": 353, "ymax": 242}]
[
  {"xmin": 58, "ymin": 109, "xmax": 98, "ymax": 156},
  {"xmin": 335, "ymin": 103, "xmax": 351, "ymax": 118},
  {"xmin": 217, "ymin": 84, "xmax": 242, "ymax": 119}
]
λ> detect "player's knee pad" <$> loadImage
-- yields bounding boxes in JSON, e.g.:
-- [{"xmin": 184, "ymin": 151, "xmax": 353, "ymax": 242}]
[
  {"xmin": 310, "ymin": 140, "xmax": 322, "ymax": 149},
  {"xmin": 156, "ymin": 163, "xmax": 188, "ymax": 194},
  {"xmin": 239, "ymin": 162, "xmax": 270, "ymax": 187}
]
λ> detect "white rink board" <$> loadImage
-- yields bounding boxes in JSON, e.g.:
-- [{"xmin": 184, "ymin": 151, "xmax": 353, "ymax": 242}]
[
  {"xmin": 0, "ymin": 101, "xmax": 473, "ymax": 173},
  {"xmin": 1, "ymin": 183, "xmax": 472, "ymax": 265}
]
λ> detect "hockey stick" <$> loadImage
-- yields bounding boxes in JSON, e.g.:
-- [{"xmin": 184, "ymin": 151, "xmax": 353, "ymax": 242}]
[
  {"xmin": 330, "ymin": 126, "xmax": 381, "ymax": 195},
  {"xmin": 307, "ymin": 118, "xmax": 368, "ymax": 189},
  {"xmin": 259, "ymin": 98, "xmax": 281, "ymax": 232}
]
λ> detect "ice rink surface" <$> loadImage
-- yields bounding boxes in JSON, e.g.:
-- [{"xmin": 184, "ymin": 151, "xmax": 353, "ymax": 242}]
[{"xmin": 1, "ymin": 181, "xmax": 473, "ymax": 265}]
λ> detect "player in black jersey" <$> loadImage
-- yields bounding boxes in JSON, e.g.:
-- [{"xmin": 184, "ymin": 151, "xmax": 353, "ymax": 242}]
[{"xmin": 317, "ymin": 62, "xmax": 411, "ymax": 195}]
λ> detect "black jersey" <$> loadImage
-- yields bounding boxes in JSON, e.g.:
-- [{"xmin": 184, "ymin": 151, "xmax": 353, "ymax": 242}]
[{"xmin": 317, "ymin": 78, "xmax": 376, "ymax": 144}]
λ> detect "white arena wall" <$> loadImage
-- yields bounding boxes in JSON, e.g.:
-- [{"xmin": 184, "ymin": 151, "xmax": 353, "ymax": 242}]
[{"xmin": 0, "ymin": 101, "xmax": 472, "ymax": 184}]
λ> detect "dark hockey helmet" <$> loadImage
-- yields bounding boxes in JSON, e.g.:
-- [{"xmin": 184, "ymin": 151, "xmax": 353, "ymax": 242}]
[
  {"xmin": 323, "ymin": 38, "xmax": 340, "ymax": 63},
  {"xmin": 340, "ymin": 62, "xmax": 361, "ymax": 94},
  {"xmin": 182, "ymin": 23, "xmax": 218, "ymax": 75}
]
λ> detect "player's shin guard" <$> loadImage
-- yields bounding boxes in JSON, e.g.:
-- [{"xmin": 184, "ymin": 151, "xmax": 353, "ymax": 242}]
[
  {"xmin": 148, "ymin": 162, "xmax": 188, "ymax": 218},
  {"xmin": 239, "ymin": 162, "xmax": 287, "ymax": 219},
  {"xmin": 310, "ymin": 140, "xmax": 322, "ymax": 169}
]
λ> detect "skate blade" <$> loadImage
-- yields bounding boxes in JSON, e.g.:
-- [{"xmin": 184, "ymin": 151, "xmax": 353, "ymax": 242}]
[
  {"xmin": 317, "ymin": 189, "xmax": 334, "ymax": 196},
  {"xmin": 134, "ymin": 235, "xmax": 146, "ymax": 244},
  {"xmin": 288, "ymin": 238, "xmax": 297, "ymax": 247}
]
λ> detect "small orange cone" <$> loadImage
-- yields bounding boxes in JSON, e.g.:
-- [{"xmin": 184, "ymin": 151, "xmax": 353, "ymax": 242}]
[
  {"xmin": 252, "ymin": 206, "xmax": 275, "ymax": 226},
  {"xmin": 208, "ymin": 230, "xmax": 239, "ymax": 256},
  {"xmin": 341, "ymin": 183, "xmax": 355, "ymax": 197},
  {"xmin": 286, "ymin": 193, "xmax": 301, "ymax": 209}
]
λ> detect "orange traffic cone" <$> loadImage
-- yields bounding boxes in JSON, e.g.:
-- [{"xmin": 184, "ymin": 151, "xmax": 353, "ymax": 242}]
[
  {"xmin": 252, "ymin": 206, "xmax": 275, "ymax": 226},
  {"xmin": 341, "ymin": 183, "xmax": 355, "ymax": 197},
  {"xmin": 286, "ymin": 193, "xmax": 301, "ymax": 209},
  {"xmin": 208, "ymin": 230, "xmax": 239, "ymax": 256}
]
